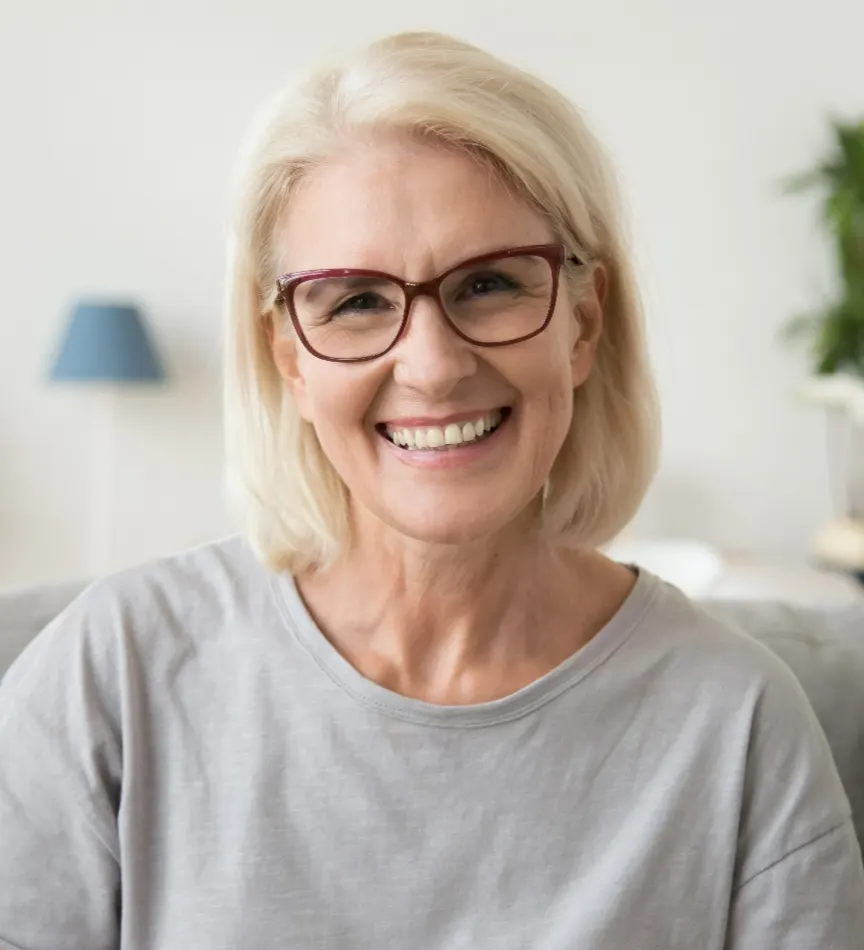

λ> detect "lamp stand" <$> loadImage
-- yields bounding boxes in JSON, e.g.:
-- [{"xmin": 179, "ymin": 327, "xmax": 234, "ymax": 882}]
[{"xmin": 89, "ymin": 386, "xmax": 115, "ymax": 577}]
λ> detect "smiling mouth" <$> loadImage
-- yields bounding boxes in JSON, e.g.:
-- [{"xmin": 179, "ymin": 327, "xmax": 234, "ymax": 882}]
[{"xmin": 377, "ymin": 407, "xmax": 511, "ymax": 451}]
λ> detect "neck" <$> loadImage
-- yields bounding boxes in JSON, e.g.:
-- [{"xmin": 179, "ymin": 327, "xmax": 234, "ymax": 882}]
[{"xmin": 296, "ymin": 511, "xmax": 635, "ymax": 705}]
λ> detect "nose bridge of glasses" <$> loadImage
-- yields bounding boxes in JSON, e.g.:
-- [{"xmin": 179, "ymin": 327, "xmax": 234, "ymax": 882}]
[
  {"xmin": 397, "ymin": 276, "xmax": 465, "ymax": 348},
  {"xmin": 403, "ymin": 273, "xmax": 449, "ymax": 310}
]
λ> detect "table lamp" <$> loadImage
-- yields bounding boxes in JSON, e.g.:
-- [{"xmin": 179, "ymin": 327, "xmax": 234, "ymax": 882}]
[{"xmin": 48, "ymin": 301, "xmax": 166, "ymax": 575}]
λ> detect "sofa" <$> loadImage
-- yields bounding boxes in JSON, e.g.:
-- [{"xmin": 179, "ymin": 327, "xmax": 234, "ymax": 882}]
[{"xmin": 1, "ymin": 579, "xmax": 862, "ymax": 856}]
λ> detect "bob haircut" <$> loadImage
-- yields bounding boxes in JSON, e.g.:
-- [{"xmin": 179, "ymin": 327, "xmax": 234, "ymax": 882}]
[{"xmin": 224, "ymin": 30, "xmax": 660, "ymax": 573}]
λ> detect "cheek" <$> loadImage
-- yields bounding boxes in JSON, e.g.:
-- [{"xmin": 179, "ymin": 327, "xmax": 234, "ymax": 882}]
[
  {"xmin": 521, "ymin": 321, "xmax": 577, "ymax": 412},
  {"xmin": 514, "ymin": 328, "xmax": 576, "ymax": 460},
  {"xmin": 271, "ymin": 335, "xmax": 368, "ymax": 429},
  {"xmin": 537, "ymin": 373, "xmax": 575, "ymax": 451},
  {"xmin": 291, "ymin": 359, "xmax": 385, "ymax": 445}
]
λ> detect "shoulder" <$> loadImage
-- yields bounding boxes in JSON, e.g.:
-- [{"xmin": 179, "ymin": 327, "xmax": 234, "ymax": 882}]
[
  {"xmin": 631, "ymin": 571, "xmax": 817, "ymax": 707},
  {"xmin": 628, "ymin": 572, "xmax": 845, "ymax": 812},
  {"xmin": 80, "ymin": 533, "xmax": 267, "ymax": 619},
  {"xmin": 71, "ymin": 533, "xmax": 265, "ymax": 630},
  {"xmin": 632, "ymin": 573, "xmax": 854, "ymax": 878},
  {"xmin": 0, "ymin": 535, "xmax": 270, "ymax": 709}
]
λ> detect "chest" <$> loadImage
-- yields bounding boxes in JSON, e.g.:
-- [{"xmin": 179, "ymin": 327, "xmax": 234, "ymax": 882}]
[{"xmin": 117, "ymin": 692, "xmax": 745, "ymax": 949}]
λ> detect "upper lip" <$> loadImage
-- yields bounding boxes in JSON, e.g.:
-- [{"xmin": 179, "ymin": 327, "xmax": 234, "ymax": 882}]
[{"xmin": 378, "ymin": 408, "xmax": 508, "ymax": 429}]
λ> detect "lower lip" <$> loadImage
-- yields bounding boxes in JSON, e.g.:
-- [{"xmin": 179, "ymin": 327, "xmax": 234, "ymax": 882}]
[{"xmin": 377, "ymin": 415, "xmax": 511, "ymax": 469}]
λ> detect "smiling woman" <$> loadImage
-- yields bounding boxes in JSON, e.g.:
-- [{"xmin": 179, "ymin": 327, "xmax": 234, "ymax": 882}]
[
  {"xmin": 262, "ymin": 134, "xmax": 611, "ymax": 551},
  {"xmin": 1, "ymin": 29, "xmax": 863, "ymax": 950},
  {"xmin": 228, "ymin": 48, "xmax": 658, "ymax": 570}
]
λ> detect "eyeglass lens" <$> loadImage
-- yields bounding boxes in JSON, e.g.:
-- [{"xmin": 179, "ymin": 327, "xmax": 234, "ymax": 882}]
[{"xmin": 290, "ymin": 253, "xmax": 555, "ymax": 359}]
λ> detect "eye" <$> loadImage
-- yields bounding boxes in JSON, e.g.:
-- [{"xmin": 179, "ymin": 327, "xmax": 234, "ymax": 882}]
[
  {"xmin": 462, "ymin": 272, "xmax": 520, "ymax": 298},
  {"xmin": 332, "ymin": 292, "xmax": 393, "ymax": 315}
]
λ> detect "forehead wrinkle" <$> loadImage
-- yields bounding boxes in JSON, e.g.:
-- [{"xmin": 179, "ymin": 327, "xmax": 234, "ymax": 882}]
[{"xmin": 275, "ymin": 143, "xmax": 554, "ymax": 282}]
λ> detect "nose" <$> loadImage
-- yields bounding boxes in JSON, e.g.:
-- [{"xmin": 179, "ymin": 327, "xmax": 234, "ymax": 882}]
[{"xmin": 391, "ymin": 294, "xmax": 478, "ymax": 396}]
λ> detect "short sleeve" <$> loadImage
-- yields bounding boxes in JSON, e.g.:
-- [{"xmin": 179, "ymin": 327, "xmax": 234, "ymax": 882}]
[
  {"xmin": 0, "ymin": 591, "xmax": 122, "ymax": 950},
  {"xmin": 727, "ymin": 821, "xmax": 864, "ymax": 948},
  {"xmin": 726, "ymin": 646, "xmax": 864, "ymax": 947}
]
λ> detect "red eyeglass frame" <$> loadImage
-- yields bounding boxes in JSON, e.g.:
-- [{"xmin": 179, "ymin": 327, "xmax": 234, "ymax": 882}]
[{"xmin": 273, "ymin": 243, "xmax": 584, "ymax": 363}]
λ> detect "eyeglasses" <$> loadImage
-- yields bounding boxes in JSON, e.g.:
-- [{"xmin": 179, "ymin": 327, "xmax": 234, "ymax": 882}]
[{"xmin": 274, "ymin": 243, "xmax": 583, "ymax": 363}]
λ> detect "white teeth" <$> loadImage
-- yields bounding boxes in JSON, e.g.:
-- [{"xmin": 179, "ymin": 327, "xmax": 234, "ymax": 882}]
[{"xmin": 386, "ymin": 410, "xmax": 504, "ymax": 450}]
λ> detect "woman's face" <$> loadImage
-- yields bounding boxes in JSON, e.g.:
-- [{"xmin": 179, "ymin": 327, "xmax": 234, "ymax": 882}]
[{"xmin": 270, "ymin": 138, "xmax": 604, "ymax": 547}]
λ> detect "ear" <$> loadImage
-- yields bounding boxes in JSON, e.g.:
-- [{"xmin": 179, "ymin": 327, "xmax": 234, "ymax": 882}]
[
  {"xmin": 570, "ymin": 264, "xmax": 607, "ymax": 389},
  {"xmin": 266, "ymin": 313, "xmax": 314, "ymax": 421}
]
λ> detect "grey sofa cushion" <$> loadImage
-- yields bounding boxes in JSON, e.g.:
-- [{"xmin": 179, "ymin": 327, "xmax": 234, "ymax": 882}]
[
  {"xmin": 704, "ymin": 599, "xmax": 864, "ymax": 854},
  {"xmin": 0, "ymin": 580, "xmax": 86, "ymax": 678}
]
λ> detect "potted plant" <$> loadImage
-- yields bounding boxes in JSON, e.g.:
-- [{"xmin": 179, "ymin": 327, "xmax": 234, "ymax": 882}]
[{"xmin": 783, "ymin": 119, "xmax": 864, "ymax": 573}]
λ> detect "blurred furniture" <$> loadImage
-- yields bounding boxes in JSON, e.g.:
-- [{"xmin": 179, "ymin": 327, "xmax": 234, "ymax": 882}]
[
  {"xmin": 704, "ymin": 553, "xmax": 863, "ymax": 607},
  {"xmin": 605, "ymin": 537, "xmax": 863, "ymax": 607},
  {"xmin": 0, "ymin": 579, "xmax": 88, "ymax": 679},
  {"xmin": 0, "ymin": 575, "xmax": 862, "ymax": 856},
  {"xmin": 604, "ymin": 537, "xmax": 725, "ymax": 595},
  {"xmin": 47, "ymin": 301, "xmax": 165, "ymax": 575},
  {"xmin": 799, "ymin": 374, "xmax": 864, "ymax": 574}
]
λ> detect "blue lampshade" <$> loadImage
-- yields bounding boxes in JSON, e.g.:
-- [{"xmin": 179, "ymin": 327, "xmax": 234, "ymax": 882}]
[{"xmin": 49, "ymin": 302, "xmax": 165, "ymax": 383}]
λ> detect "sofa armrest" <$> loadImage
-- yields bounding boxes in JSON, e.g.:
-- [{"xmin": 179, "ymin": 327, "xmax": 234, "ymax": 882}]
[{"xmin": 0, "ymin": 580, "xmax": 87, "ymax": 678}]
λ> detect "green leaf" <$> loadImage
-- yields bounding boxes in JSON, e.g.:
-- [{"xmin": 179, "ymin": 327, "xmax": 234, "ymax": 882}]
[{"xmin": 782, "ymin": 116, "xmax": 864, "ymax": 375}]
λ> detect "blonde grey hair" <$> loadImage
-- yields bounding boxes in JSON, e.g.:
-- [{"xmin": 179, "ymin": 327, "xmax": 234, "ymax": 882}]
[{"xmin": 224, "ymin": 31, "xmax": 660, "ymax": 573}]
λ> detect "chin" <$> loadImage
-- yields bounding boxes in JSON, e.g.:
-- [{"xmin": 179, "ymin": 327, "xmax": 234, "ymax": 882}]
[
  {"xmin": 374, "ymin": 495, "xmax": 535, "ymax": 547},
  {"xmin": 397, "ymin": 520, "xmax": 496, "ymax": 546}
]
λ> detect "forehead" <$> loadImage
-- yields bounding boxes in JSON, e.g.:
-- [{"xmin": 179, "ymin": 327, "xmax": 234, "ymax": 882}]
[{"xmin": 275, "ymin": 139, "xmax": 554, "ymax": 277}]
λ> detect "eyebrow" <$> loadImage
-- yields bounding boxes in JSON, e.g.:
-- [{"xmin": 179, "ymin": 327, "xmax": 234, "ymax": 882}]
[{"xmin": 282, "ymin": 240, "xmax": 564, "ymax": 295}]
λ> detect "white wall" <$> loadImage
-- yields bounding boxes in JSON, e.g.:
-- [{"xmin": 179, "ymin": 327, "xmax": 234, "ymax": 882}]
[{"xmin": 1, "ymin": 0, "xmax": 862, "ymax": 588}]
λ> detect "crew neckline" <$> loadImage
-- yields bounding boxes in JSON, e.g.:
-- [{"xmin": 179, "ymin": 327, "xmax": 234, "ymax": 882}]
[{"xmin": 270, "ymin": 566, "xmax": 660, "ymax": 728}]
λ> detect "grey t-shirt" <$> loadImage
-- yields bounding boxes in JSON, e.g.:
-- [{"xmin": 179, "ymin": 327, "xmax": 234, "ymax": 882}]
[{"xmin": 1, "ymin": 536, "xmax": 862, "ymax": 949}]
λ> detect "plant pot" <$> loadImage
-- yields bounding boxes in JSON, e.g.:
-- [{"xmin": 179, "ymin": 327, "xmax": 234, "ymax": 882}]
[
  {"xmin": 801, "ymin": 374, "xmax": 864, "ymax": 571},
  {"xmin": 814, "ymin": 516, "xmax": 864, "ymax": 575}
]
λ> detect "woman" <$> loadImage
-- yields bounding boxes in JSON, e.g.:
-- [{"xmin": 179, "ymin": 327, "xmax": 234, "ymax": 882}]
[{"xmin": 1, "ymin": 31, "xmax": 862, "ymax": 950}]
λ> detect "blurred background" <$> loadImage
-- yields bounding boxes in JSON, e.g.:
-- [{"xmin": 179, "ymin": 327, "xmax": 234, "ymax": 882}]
[{"xmin": 2, "ymin": 0, "xmax": 863, "ymax": 595}]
